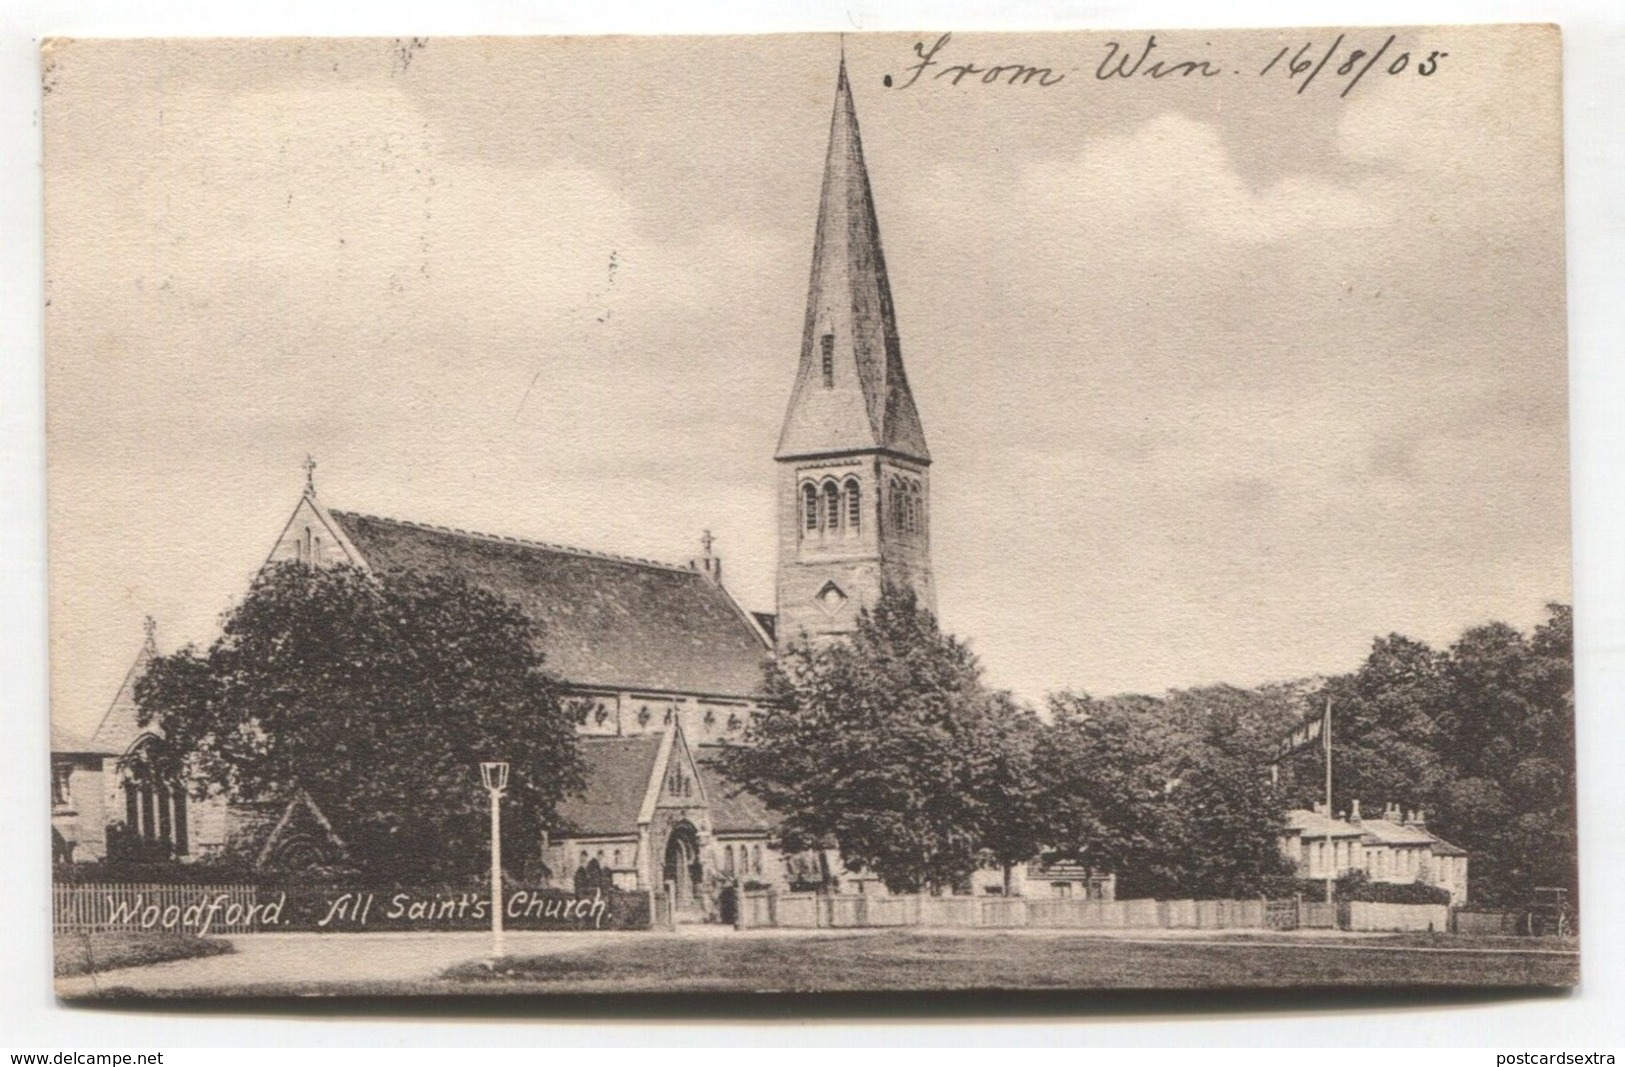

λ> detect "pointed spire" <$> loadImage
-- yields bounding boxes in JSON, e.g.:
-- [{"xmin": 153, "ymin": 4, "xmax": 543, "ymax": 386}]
[{"xmin": 776, "ymin": 54, "xmax": 929, "ymax": 463}]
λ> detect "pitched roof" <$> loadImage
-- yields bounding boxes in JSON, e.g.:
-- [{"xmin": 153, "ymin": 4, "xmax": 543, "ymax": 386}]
[
  {"xmin": 695, "ymin": 745, "xmax": 780, "ymax": 835},
  {"xmin": 1358, "ymin": 817, "xmax": 1441, "ymax": 847},
  {"xmin": 88, "ymin": 634, "xmax": 159, "ymax": 757},
  {"xmin": 554, "ymin": 734, "xmax": 665, "ymax": 837},
  {"xmin": 51, "ymin": 723, "xmax": 94, "ymax": 755},
  {"xmin": 776, "ymin": 58, "xmax": 929, "ymax": 463},
  {"xmin": 1426, "ymin": 833, "xmax": 1469, "ymax": 857},
  {"xmin": 326, "ymin": 511, "xmax": 771, "ymax": 698},
  {"xmin": 1284, "ymin": 808, "xmax": 1365, "ymax": 839}
]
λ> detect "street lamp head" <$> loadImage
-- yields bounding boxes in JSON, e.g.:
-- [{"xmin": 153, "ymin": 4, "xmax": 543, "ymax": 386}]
[{"xmin": 480, "ymin": 761, "xmax": 509, "ymax": 793}]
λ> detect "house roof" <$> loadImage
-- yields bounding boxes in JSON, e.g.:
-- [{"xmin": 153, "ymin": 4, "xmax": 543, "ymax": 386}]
[
  {"xmin": 326, "ymin": 511, "xmax": 772, "ymax": 698},
  {"xmin": 1285, "ymin": 808, "xmax": 1458, "ymax": 851},
  {"xmin": 695, "ymin": 745, "xmax": 780, "ymax": 835},
  {"xmin": 1284, "ymin": 809, "xmax": 1366, "ymax": 839},
  {"xmin": 1359, "ymin": 817, "xmax": 1442, "ymax": 847},
  {"xmin": 554, "ymin": 734, "xmax": 665, "ymax": 837},
  {"xmin": 50, "ymin": 723, "xmax": 95, "ymax": 755},
  {"xmin": 1426, "ymin": 833, "xmax": 1469, "ymax": 857}
]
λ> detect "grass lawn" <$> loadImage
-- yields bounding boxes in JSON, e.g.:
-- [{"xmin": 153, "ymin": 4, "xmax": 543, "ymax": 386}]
[
  {"xmin": 54, "ymin": 930, "xmax": 234, "ymax": 977},
  {"xmin": 438, "ymin": 932, "xmax": 1578, "ymax": 993},
  {"xmin": 80, "ymin": 930, "xmax": 1575, "ymax": 997}
]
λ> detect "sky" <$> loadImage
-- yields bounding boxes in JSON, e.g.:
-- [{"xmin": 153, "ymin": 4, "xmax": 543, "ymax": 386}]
[{"xmin": 43, "ymin": 28, "xmax": 1569, "ymax": 738}]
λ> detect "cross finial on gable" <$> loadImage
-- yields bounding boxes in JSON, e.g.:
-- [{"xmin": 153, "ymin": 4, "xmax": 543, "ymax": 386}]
[
  {"xmin": 700, "ymin": 529, "xmax": 715, "ymax": 556},
  {"xmin": 303, "ymin": 454, "xmax": 318, "ymax": 496},
  {"xmin": 141, "ymin": 615, "xmax": 157, "ymax": 655}
]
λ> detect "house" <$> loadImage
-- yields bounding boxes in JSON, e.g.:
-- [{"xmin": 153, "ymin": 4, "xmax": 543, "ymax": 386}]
[
  {"xmin": 50, "ymin": 723, "xmax": 111, "ymax": 865},
  {"xmin": 1280, "ymin": 800, "xmax": 1470, "ymax": 904}
]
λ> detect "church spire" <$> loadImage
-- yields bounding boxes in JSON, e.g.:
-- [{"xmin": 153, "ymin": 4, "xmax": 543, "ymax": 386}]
[
  {"xmin": 775, "ymin": 55, "xmax": 929, "ymax": 463},
  {"xmin": 773, "ymin": 55, "xmax": 936, "ymax": 650}
]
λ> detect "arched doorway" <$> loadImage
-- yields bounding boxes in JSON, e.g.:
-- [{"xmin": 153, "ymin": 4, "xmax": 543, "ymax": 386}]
[{"xmin": 662, "ymin": 822, "xmax": 705, "ymax": 920}]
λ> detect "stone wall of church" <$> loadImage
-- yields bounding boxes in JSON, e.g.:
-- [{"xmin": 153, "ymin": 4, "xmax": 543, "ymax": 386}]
[{"xmin": 568, "ymin": 689, "xmax": 759, "ymax": 744}]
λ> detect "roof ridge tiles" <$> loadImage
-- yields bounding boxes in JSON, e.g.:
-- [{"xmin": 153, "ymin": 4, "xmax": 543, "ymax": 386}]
[{"xmin": 331, "ymin": 510, "xmax": 700, "ymax": 575}]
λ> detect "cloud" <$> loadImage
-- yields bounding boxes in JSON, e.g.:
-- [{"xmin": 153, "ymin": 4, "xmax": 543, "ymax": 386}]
[{"xmin": 1022, "ymin": 112, "xmax": 1383, "ymax": 246}]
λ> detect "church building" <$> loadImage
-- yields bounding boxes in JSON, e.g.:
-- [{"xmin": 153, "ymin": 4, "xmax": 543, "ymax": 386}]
[{"xmin": 60, "ymin": 58, "xmax": 933, "ymax": 917}]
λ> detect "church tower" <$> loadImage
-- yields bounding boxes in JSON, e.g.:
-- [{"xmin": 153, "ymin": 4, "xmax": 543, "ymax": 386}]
[{"xmin": 774, "ymin": 57, "xmax": 934, "ymax": 650}]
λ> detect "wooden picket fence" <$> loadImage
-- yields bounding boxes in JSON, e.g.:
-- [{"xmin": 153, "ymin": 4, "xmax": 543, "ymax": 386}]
[
  {"xmin": 53, "ymin": 882, "xmax": 261, "ymax": 935},
  {"xmin": 736, "ymin": 891, "xmax": 1309, "ymax": 932}
]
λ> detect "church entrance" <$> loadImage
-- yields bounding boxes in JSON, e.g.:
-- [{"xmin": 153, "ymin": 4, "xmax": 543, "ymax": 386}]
[{"xmin": 662, "ymin": 822, "xmax": 705, "ymax": 922}]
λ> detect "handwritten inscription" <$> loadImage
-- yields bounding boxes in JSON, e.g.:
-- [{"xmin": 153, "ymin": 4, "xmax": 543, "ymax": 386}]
[
  {"xmin": 887, "ymin": 33, "xmax": 1065, "ymax": 89},
  {"xmin": 886, "ymin": 32, "xmax": 1449, "ymax": 98}
]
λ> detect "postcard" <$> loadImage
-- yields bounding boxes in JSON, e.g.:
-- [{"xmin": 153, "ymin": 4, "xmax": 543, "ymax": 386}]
[{"xmin": 44, "ymin": 28, "xmax": 1574, "ymax": 998}]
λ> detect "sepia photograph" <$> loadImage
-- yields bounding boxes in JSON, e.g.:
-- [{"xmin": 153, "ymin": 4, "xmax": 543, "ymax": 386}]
[{"xmin": 40, "ymin": 27, "xmax": 1576, "ymax": 1000}]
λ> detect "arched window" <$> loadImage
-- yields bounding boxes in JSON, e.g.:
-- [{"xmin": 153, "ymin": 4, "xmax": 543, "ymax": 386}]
[
  {"xmin": 889, "ymin": 476, "xmax": 904, "ymax": 531},
  {"xmin": 802, "ymin": 482, "xmax": 818, "ymax": 533},
  {"xmin": 579, "ymin": 850, "xmax": 590, "ymax": 869},
  {"xmin": 753, "ymin": 845, "xmax": 763, "ymax": 875},
  {"xmin": 724, "ymin": 845, "xmax": 735, "ymax": 874},
  {"xmin": 822, "ymin": 481, "xmax": 840, "ymax": 533},
  {"xmin": 613, "ymin": 849, "xmax": 622, "ymax": 868},
  {"xmin": 118, "ymin": 737, "xmax": 189, "ymax": 857},
  {"xmin": 844, "ymin": 478, "xmax": 861, "ymax": 534},
  {"xmin": 820, "ymin": 333, "xmax": 835, "ymax": 388}
]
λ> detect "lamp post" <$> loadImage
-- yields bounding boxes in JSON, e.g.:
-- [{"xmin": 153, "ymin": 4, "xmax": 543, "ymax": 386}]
[{"xmin": 480, "ymin": 761, "xmax": 509, "ymax": 961}]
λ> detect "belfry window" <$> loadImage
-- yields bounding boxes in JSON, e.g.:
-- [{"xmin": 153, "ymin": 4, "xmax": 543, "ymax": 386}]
[
  {"xmin": 803, "ymin": 483, "xmax": 818, "ymax": 532},
  {"xmin": 823, "ymin": 482, "xmax": 840, "ymax": 533},
  {"xmin": 820, "ymin": 333, "xmax": 835, "ymax": 388},
  {"xmin": 844, "ymin": 478, "xmax": 861, "ymax": 534}
]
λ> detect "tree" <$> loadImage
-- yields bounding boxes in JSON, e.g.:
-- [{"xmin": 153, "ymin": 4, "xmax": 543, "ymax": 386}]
[
  {"xmin": 1042, "ymin": 685, "xmax": 1298, "ymax": 899},
  {"xmin": 135, "ymin": 562, "xmax": 583, "ymax": 883},
  {"xmin": 972, "ymin": 696, "xmax": 1051, "ymax": 895},
  {"xmin": 718, "ymin": 583, "xmax": 1037, "ymax": 893},
  {"xmin": 1436, "ymin": 603, "xmax": 1575, "ymax": 906},
  {"xmin": 1280, "ymin": 634, "xmax": 1451, "ymax": 818}
]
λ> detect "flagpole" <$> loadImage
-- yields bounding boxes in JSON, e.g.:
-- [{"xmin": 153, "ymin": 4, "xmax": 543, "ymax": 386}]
[{"xmin": 1324, "ymin": 696, "xmax": 1334, "ymax": 906}]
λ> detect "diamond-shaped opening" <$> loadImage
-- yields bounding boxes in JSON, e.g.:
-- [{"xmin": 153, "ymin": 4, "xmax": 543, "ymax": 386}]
[{"xmin": 815, "ymin": 581, "xmax": 848, "ymax": 615}]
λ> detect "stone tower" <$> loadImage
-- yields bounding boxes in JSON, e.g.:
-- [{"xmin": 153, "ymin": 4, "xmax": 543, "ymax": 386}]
[{"xmin": 774, "ymin": 57, "xmax": 933, "ymax": 650}]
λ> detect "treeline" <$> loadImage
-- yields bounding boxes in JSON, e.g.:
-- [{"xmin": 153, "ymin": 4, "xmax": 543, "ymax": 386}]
[
  {"xmin": 725, "ymin": 586, "xmax": 1575, "ymax": 906},
  {"xmin": 721, "ymin": 585, "xmax": 1305, "ymax": 898},
  {"xmin": 1277, "ymin": 603, "xmax": 1575, "ymax": 908}
]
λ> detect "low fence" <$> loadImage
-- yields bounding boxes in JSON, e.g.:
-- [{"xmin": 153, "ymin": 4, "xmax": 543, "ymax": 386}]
[
  {"xmin": 1348, "ymin": 901, "xmax": 1450, "ymax": 933},
  {"xmin": 738, "ymin": 891, "xmax": 1306, "ymax": 932},
  {"xmin": 53, "ymin": 883, "xmax": 262, "ymax": 935}
]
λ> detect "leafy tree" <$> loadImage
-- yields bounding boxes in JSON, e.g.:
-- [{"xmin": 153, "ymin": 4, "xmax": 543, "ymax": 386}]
[
  {"xmin": 1042, "ymin": 685, "xmax": 1298, "ymax": 898},
  {"xmin": 718, "ymin": 583, "xmax": 1036, "ymax": 893},
  {"xmin": 135, "ymin": 562, "xmax": 583, "ymax": 883},
  {"xmin": 971, "ymin": 695, "xmax": 1051, "ymax": 894},
  {"xmin": 1282, "ymin": 634, "xmax": 1450, "ymax": 818}
]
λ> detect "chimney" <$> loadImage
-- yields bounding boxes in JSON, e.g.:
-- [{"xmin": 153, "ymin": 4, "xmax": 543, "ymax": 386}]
[
  {"xmin": 1385, "ymin": 802, "xmax": 1401, "ymax": 822},
  {"xmin": 1407, "ymin": 808, "xmax": 1428, "ymax": 830},
  {"xmin": 691, "ymin": 530, "xmax": 723, "ymax": 586},
  {"xmin": 1350, "ymin": 799, "xmax": 1362, "ymax": 824},
  {"xmin": 1313, "ymin": 801, "xmax": 1328, "ymax": 816}
]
